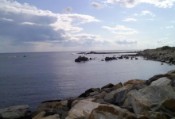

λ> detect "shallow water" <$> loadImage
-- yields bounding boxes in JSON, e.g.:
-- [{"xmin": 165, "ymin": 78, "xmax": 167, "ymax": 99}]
[{"xmin": 0, "ymin": 52, "xmax": 175, "ymax": 109}]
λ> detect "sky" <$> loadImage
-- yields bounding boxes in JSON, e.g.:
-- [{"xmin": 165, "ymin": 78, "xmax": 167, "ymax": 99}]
[{"xmin": 0, "ymin": 0, "xmax": 175, "ymax": 52}]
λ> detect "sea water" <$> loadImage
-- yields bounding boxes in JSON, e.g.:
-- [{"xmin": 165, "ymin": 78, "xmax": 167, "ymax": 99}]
[{"xmin": 0, "ymin": 52, "xmax": 175, "ymax": 109}]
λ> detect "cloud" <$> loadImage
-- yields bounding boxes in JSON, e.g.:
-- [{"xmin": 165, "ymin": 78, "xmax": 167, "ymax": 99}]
[
  {"xmin": 116, "ymin": 40, "xmax": 137, "ymax": 45},
  {"xmin": 91, "ymin": 2, "xmax": 104, "ymax": 9},
  {"xmin": 102, "ymin": 25, "xmax": 138, "ymax": 35},
  {"xmin": 123, "ymin": 17, "xmax": 137, "ymax": 22},
  {"xmin": 0, "ymin": 0, "xmax": 101, "ymax": 51},
  {"xmin": 140, "ymin": 10, "xmax": 155, "ymax": 17},
  {"xmin": 165, "ymin": 25, "xmax": 174, "ymax": 29},
  {"xmin": 104, "ymin": 0, "xmax": 175, "ymax": 8}
]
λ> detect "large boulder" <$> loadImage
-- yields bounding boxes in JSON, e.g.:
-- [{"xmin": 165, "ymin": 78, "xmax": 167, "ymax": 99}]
[
  {"xmin": 89, "ymin": 104, "xmax": 136, "ymax": 119},
  {"xmin": 36, "ymin": 100, "xmax": 69, "ymax": 119},
  {"xmin": 104, "ymin": 85, "xmax": 133, "ymax": 104},
  {"xmin": 33, "ymin": 111, "xmax": 60, "ymax": 119},
  {"xmin": 124, "ymin": 85, "xmax": 175, "ymax": 115},
  {"xmin": 145, "ymin": 74, "xmax": 169, "ymax": 85},
  {"xmin": 65, "ymin": 99, "xmax": 100, "ymax": 119},
  {"xmin": 124, "ymin": 79, "xmax": 145, "ymax": 86},
  {"xmin": 150, "ymin": 77, "xmax": 171, "ymax": 86},
  {"xmin": 101, "ymin": 83, "xmax": 114, "ymax": 90},
  {"xmin": 78, "ymin": 88, "xmax": 100, "ymax": 98},
  {"xmin": 0, "ymin": 105, "xmax": 31, "ymax": 119}
]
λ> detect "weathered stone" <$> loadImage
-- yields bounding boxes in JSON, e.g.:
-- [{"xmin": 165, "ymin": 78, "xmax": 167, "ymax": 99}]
[
  {"xmin": 37, "ymin": 100, "xmax": 68, "ymax": 112},
  {"xmin": 104, "ymin": 85, "xmax": 133, "ymax": 104},
  {"xmin": 92, "ymin": 91, "xmax": 107, "ymax": 100},
  {"xmin": 114, "ymin": 89, "xmax": 128, "ymax": 106},
  {"xmin": 89, "ymin": 91, "xmax": 99, "ymax": 97},
  {"xmin": 65, "ymin": 99, "xmax": 99, "ymax": 119},
  {"xmin": 89, "ymin": 104, "xmax": 136, "ymax": 119},
  {"xmin": 42, "ymin": 114, "xmax": 60, "ymax": 119},
  {"xmin": 124, "ymin": 85, "xmax": 175, "ymax": 115},
  {"xmin": 124, "ymin": 79, "xmax": 145, "ymax": 86},
  {"xmin": 161, "ymin": 98, "xmax": 175, "ymax": 112},
  {"xmin": 33, "ymin": 111, "xmax": 46, "ymax": 119},
  {"xmin": 137, "ymin": 115, "xmax": 149, "ymax": 119},
  {"xmin": 33, "ymin": 112, "xmax": 60, "ymax": 119},
  {"xmin": 101, "ymin": 83, "xmax": 114, "ymax": 90},
  {"xmin": 102, "ymin": 87, "xmax": 114, "ymax": 93},
  {"xmin": 150, "ymin": 77, "xmax": 171, "ymax": 86},
  {"xmin": 0, "ymin": 105, "xmax": 31, "ymax": 119},
  {"xmin": 112, "ymin": 82, "xmax": 123, "ymax": 90},
  {"xmin": 36, "ymin": 100, "xmax": 68, "ymax": 119},
  {"xmin": 79, "ymin": 88, "xmax": 100, "ymax": 98},
  {"xmin": 149, "ymin": 112, "xmax": 168, "ymax": 119},
  {"xmin": 146, "ymin": 74, "xmax": 169, "ymax": 85}
]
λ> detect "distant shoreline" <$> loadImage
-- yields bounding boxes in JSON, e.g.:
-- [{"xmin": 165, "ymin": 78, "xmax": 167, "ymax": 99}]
[{"xmin": 77, "ymin": 51, "xmax": 138, "ymax": 54}]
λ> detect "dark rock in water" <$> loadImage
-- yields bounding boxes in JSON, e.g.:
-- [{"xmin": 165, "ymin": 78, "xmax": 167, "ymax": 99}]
[
  {"xmin": 101, "ymin": 83, "xmax": 114, "ymax": 90},
  {"xmin": 75, "ymin": 56, "xmax": 89, "ymax": 62},
  {"xmin": 105, "ymin": 57, "xmax": 117, "ymax": 61},
  {"xmin": 118, "ymin": 56, "xmax": 123, "ymax": 59},
  {"xmin": 79, "ymin": 88, "xmax": 100, "ymax": 98}
]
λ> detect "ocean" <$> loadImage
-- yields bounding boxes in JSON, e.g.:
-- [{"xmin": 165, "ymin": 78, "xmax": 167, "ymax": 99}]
[{"xmin": 0, "ymin": 52, "xmax": 175, "ymax": 110}]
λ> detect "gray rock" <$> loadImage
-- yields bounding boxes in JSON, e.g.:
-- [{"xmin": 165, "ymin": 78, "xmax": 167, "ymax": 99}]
[
  {"xmin": 89, "ymin": 104, "xmax": 136, "ymax": 119},
  {"xmin": 114, "ymin": 89, "xmax": 128, "ymax": 106},
  {"xmin": 65, "ymin": 98, "xmax": 100, "ymax": 119},
  {"xmin": 124, "ymin": 85, "xmax": 175, "ymax": 115},
  {"xmin": 33, "ymin": 111, "xmax": 60, "ymax": 119},
  {"xmin": 101, "ymin": 83, "xmax": 114, "ymax": 90},
  {"xmin": 36, "ymin": 100, "xmax": 68, "ymax": 119},
  {"xmin": 0, "ymin": 105, "xmax": 31, "ymax": 119},
  {"xmin": 79, "ymin": 88, "xmax": 100, "ymax": 98},
  {"xmin": 150, "ymin": 77, "xmax": 171, "ymax": 86},
  {"xmin": 104, "ymin": 85, "xmax": 133, "ymax": 104},
  {"xmin": 146, "ymin": 74, "xmax": 169, "ymax": 85}
]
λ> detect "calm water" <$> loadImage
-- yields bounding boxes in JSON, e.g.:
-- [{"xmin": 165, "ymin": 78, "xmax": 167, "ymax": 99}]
[{"xmin": 0, "ymin": 52, "xmax": 175, "ymax": 109}]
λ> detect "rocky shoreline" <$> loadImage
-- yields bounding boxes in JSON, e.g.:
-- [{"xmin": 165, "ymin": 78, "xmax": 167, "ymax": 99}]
[
  {"xmin": 1, "ymin": 46, "xmax": 175, "ymax": 119},
  {"xmin": 138, "ymin": 46, "xmax": 175, "ymax": 65},
  {"xmin": 1, "ymin": 71, "xmax": 175, "ymax": 119}
]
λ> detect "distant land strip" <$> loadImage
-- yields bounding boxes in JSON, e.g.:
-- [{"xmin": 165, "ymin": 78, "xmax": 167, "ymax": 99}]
[{"xmin": 78, "ymin": 51, "xmax": 138, "ymax": 54}]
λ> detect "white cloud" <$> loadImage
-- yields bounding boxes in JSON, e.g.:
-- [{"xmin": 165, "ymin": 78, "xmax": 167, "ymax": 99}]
[
  {"xmin": 21, "ymin": 22, "xmax": 36, "ymax": 26},
  {"xmin": 102, "ymin": 25, "xmax": 138, "ymax": 35},
  {"xmin": 0, "ymin": 0, "xmax": 101, "ymax": 51},
  {"xmin": 141, "ymin": 10, "xmax": 155, "ymax": 17},
  {"xmin": 123, "ymin": 17, "xmax": 137, "ymax": 22},
  {"xmin": 116, "ymin": 39, "xmax": 137, "ymax": 45},
  {"xmin": 165, "ymin": 25, "xmax": 174, "ymax": 29},
  {"xmin": 104, "ymin": 0, "xmax": 175, "ymax": 8},
  {"xmin": 1, "ymin": 18, "xmax": 14, "ymax": 22}
]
